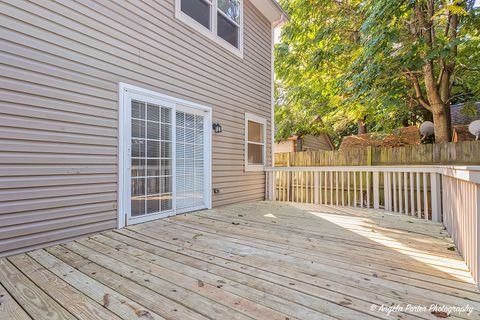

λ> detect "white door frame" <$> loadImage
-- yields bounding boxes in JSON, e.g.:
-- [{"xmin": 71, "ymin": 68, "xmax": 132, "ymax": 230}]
[{"xmin": 118, "ymin": 82, "xmax": 212, "ymax": 228}]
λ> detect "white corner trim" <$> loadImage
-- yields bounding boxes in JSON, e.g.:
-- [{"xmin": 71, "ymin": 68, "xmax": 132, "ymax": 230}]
[
  {"xmin": 174, "ymin": 0, "xmax": 244, "ymax": 59},
  {"xmin": 117, "ymin": 82, "xmax": 126, "ymax": 229},
  {"xmin": 245, "ymin": 112, "xmax": 267, "ymax": 172}
]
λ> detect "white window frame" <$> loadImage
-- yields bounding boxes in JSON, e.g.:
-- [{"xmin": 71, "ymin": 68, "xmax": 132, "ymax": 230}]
[
  {"xmin": 245, "ymin": 113, "xmax": 267, "ymax": 172},
  {"xmin": 118, "ymin": 82, "xmax": 212, "ymax": 228},
  {"xmin": 175, "ymin": 0, "xmax": 244, "ymax": 58}
]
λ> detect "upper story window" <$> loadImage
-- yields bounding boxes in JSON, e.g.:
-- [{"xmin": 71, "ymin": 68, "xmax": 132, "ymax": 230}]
[{"xmin": 176, "ymin": 0, "xmax": 243, "ymax": 57}]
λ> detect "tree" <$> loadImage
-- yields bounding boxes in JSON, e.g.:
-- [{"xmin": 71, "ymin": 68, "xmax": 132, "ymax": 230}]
[
  {"xmin": 274, "ymin": 0, "xmax": 368, "ymax": 145},
  {"xmin": 275, "ymin": 0, "xmax": 480, "ymax": 144},
  {"xmin": 348, "ymin": 0, "xmax": 480, "ymax": 142}
]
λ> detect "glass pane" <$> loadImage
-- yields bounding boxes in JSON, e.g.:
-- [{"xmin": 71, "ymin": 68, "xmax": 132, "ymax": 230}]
[
  {"xmin": 195, "ymin": 115, "xmax": 203, "ymax": 130},
  {"xmin": 161, "ymin": 195, "xmax": 172, "ymax": 211},
  {"xmin": 176, "ymin": 111, "xmax": 205, "ymax": 211},
  {"xmin": 217, "ymin": 12, "xmax": 239, "ymax": 48},
  {"xmin": 146, "ymin": 195, "xmax": 160, "ymax": 214},
  {"xmin": 132, "ymin": 101, "xmax": 145, "ymax": 119},
  {"xmin": 161, "ymin": 159, "xmax": 172, "ymax": 175},
  {"xmin": 161, "ymin": 124, "xmax": 172, "ymax": 141},
  {"xmin": 248, "ymin": 120, "xmax": 263, "ymax": 143},
  {"xmin": 161, "ymin": 108, "xmax": 171, "ymax": 124},
  {"xmin": 176, "ymin": 143, "xmax": 185, "ymax": 159},
  {"xmin": 132, "ymin": 139, "xmax": 145, "ymax": 157},
  {"xmin": 185, "ymin": 114, "xmax": 195, "ymax": 128},
  {"xmin": 132, "ymin": 120, "xmax": 145, "ymax": 138},
  {"xmin": 185, "ymin": 144, "xmax": 194, "ymax": 159},
  {"xmin": 147, "ymin": 140, "xmax": 160, "ymax": 157},
  {"xmin": 161, "ymin": 142, "xmax": 172, "ymax": 158},
  {"xmin": 147, "ymin": 177, "xmax": 160, "ymax": 194},
  {"xmin": 181, "ymin": 0, "xmax": 211, "ymax": 29},
  {"xmin": 131, "ymin": 159, "xmax": 145, "ymax": 177},
  {"xmin": 131, "ymin": 178, "xmax": 145, "ymax": 197},
  {"xmin": 194, "ymin": 130, "xmax": 203, "ymax": 144},
  {"xmin": 248, "ymin": 143, "xmax": 263, "ymax": 164},
  {"xmin": 161, "ymin": 176, "xmax": 172, "ymax": 194},
  {"xmin": 146, "ymin": 159, "xmax": 160, "ymax": 176},
  {"xmin": 218, "ymin": 0, "xmax": 240, "ymax": 23},
  {"xmin": 147, "ymin": 104, "xmax": 160, "ymax": 122},
  {"xmin": 194, "ymin": 145, "xmax": 203, "ymax": 159},
  {"xmin": 176, "ymin": 158, "xmax": 185, "ymax": 175},
  {"xmin": 185, "ymin": 129, "xmax": 195, "ymax": 144},
  {"xmin": 147, "ymin": 121, "xmax": 160, "ymax": 140},
  {"xmin": 131, "ymin": 197, "xmax": 145, "ymax": 216}
]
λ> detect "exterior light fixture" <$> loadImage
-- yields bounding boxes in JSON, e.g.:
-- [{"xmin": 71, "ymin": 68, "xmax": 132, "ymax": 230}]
[{"xmin": 212, "ymin": 122, "xmax": 223, "ymax": 133}]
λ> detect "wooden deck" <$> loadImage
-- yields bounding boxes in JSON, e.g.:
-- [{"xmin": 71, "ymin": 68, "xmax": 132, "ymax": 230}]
[{"xmin": 1, "ymin": 201, "xmax": 479, "ymax": 320}]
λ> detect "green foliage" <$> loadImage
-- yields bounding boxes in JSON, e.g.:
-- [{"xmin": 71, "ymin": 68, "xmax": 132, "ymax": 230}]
[
  {"xmin": 461, "ymin": 101, "xmax": 479, "ymax": 116},
  {"xmin": 275, "ymin": 0, "xmax": 480, "ymax": 143}
]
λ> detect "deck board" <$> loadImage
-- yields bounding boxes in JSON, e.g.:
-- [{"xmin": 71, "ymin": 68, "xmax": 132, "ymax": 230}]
[{"xmin": 1, "ymin": 201, "xmax": 479, "ymax": 319}]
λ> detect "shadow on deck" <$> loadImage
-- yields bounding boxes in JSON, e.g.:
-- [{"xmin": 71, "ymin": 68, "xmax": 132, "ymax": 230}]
[{"xmin": 1, "ymin": 201, "xmax": 479, "ymax": 320}]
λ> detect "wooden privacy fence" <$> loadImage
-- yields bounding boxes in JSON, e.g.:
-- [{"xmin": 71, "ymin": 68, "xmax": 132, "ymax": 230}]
[
  {"xmin": 265, "ymin": 165, "xmax": 480, "ymax": 287},
  {"xmin": 275, "ymin": 140, "xmax": 480, "ymax": 167}
]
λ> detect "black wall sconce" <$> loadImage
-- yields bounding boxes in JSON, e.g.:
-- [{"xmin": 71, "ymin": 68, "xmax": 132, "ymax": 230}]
[{"xmin": 212, "ymin": 122, "xmax": 223, "ymax": 133}]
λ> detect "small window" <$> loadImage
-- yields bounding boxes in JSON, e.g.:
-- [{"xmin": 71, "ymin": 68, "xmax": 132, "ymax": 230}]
[
  {"xmin": 245, "ymin": 113, "xmax": 266, "ymax": 171},
  {"xmin": 176, "ymin": 0, "xmax": 243, "ymax": 56}
]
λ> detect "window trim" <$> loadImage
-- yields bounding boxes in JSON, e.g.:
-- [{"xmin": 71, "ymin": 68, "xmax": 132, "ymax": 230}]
[
  {"xmin": 245, "ymin": 113, "xmax": 267, "ymax": 172},
  {"xmin": 175, "ymin": 0, "xmax": 244, "ymax": 58}
]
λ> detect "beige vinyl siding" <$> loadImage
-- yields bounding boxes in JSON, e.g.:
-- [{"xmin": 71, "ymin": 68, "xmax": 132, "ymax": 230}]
[{"xmin": 0, "ymin": 0, "xmax": 272, "ymax": 256}]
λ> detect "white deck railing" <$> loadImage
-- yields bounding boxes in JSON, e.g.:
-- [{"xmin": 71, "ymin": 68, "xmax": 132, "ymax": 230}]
[{"xmin": 265, "ymin": 165, "xmax": 480, "ymax": 286}]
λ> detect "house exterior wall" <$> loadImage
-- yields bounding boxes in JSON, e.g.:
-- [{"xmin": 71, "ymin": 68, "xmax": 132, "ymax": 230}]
[
  {"xmin": 0, "ymin": 0, "xmax": 272, "ymax": 256},
  {"xmin": 302, "ymin": 134, "xmax": 333, "ymax": 151}
]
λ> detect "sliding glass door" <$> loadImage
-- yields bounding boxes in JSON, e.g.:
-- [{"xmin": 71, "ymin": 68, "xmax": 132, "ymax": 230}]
[{"xmin": 121, "ymin": 87, "xmax": 211, "ymax": 226}]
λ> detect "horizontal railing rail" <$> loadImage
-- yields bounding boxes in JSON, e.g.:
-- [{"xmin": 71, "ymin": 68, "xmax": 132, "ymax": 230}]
[{"xmin": 265, "ymin": 165, "xmax": 480, "ymax": 286}]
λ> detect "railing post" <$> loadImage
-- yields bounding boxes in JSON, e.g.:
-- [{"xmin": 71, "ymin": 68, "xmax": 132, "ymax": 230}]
[
  {"xmin": 373, "ymin": 171, "xmax": 380, "ymax": 209},
  {"xmin": 270, "ymin": 171, "xmax": 275, "ymax": 201},
  {"xmin": 476, "ymin": 185, "xmax": 480, "ymax": 286},
  {"xmin": 383, "ymin": 172, "xmax": 389, "ymax": 211},
  {"xmin": 430, "ymin": 173, "xmax": 442, "ymax": 222},
  {"xmin": 314, "ymin": 172, "xmax": 319, "ymax": 204}
]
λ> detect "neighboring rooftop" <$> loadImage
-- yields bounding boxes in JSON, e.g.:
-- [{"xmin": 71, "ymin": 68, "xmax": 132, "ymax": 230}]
[
  {"xmin": 339, "ymin": 126, "xmax": 421, "ymax": 150},
  {"xmin": 450, "ymin": 102, "xmax": 480, "ymax": 125}
]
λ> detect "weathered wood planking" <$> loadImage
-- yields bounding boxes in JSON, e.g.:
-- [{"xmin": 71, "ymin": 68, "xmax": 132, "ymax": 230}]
[
  {"xmin": 1, "ymin": 202, "xmax": 479, "ymax": 320},
  {"xmin": 26, "ymin": 250, "xmax": 165, "ymax": 320},
  {"xmin": 275, "ymin": 140, "xmax": 480, "ymax": 166},
  {"xmin": 0, "ymin": 282, "xmax": 31, "ymax": 320},
  {"xmin": 0, "ymin": 258, "xmax": 75, "ymax": 319},
  {"xmin": 8, "ymin": 254, "xmax": 121, "ymax": 320}
]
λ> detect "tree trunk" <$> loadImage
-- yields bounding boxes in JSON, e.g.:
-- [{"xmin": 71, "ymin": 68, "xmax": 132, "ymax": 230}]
[
  {"xmin": 432, "ymin": 106, "xmax": 450, "ymax": 143},
  {"xmin": 357, "ymin": 118, "xmax": 367, "ymax": 134}
]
